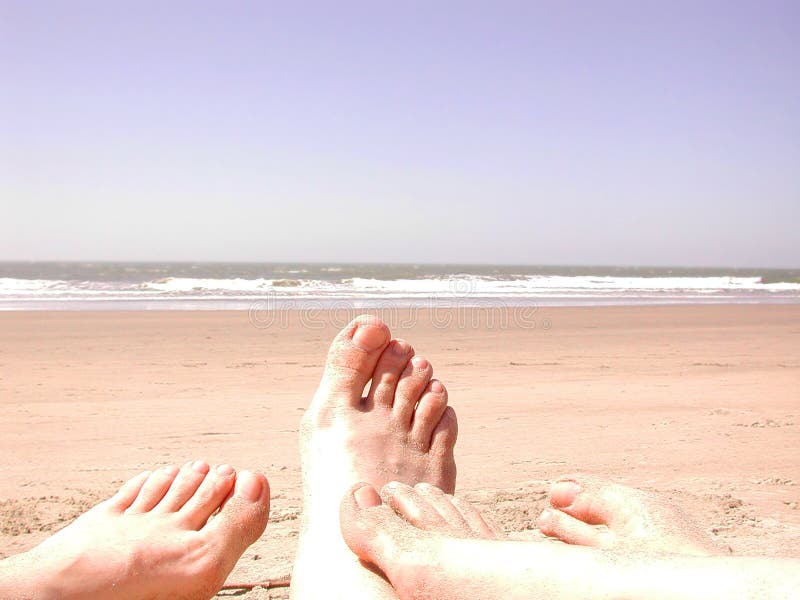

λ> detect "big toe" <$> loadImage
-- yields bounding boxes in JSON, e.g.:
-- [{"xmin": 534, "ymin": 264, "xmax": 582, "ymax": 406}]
[
  {"xmin": 203, "ymin": 470, "xmax": 270, "ymax": 569},
  {"xmin": 340, "ymin": 482, "xmax": 447, "ymax": 600},
  {"xmin": 339, "ymin": 483, "xmax": 418, "ymax": 581},
  {"xmin": 316, "ymin": 315, "xmax": 391, "ymax": 407},
  {"xmin": 548, "ymin": 476, "xmax": 643, "ymax": 528}
]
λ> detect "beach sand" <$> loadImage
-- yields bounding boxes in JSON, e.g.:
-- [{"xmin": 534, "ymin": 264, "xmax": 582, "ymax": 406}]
[{"xmin": 1, "ymin": 305, "xmax": 799, "ymax": 598}]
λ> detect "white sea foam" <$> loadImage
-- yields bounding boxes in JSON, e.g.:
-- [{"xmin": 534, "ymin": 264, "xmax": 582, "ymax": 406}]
[
  {"xmin": 345, "ymin": 275, "xmax": 799, "ymax": 294},
  {"xmin": 1, "ymin": 274, "xmax": 798, "ymax": 309},
  {"xmin": 141, "ymin": 277, "xmax": 278, "ymax": 293}
]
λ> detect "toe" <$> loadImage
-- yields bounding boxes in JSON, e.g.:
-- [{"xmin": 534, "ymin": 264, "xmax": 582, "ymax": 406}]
[
  {"xmin": 339, "ymin": 483, "xmax": 415, "ymax": 577},
  {"xmin": 154, "ymin": 460, "xmax": 211, "ymax": 513},
  {"xmin": 202, "ymin": 471, "xmax": 270, "ymax": 571},
  {"xmin": 382, "ymin": 482, "xmax": 451, "ymax": 533},
  {"xmin": 317, "ymin": 315, "xmax": 391, "ymax": 407},
  {"xmin": 366, "ymin": 339, "xmax": 414, "ymax": 408},
  {"xmin": 410, "ymin": 379, "xmax": 448, "ymax": 450},
  {"xmin": 538, "ymin": 508, "xmax": 613, "ymax": 547},
  {"xmin": 549, "ymin": 477, "xmax": 637, "ymax": 527},
  {"xmin": 340, "ymin": 483, "xmax": 439, "ymax": 600},
  {"xmin": 549, "ymin": 479, "xmax": 583, "ymax": 509},
  {"xmin": 550, "ymin": 477, "xmax": 718, "ymax": 556},
  {"xmin": 107, "ymin": 470, "xmax": 151, "ymax": 512},
  {"xmin": 411, "ymin": 483, "xmax": 469, "ymax": 532},
  {"xmin": 340, "ymin": 483, "xmax": 391, "ymax": 561},
  {"xmin": 429, "ymin": 404, "xmax": 458, "ymax": 453},
  {"xmin": 450, "ymin": 495, "xmax": 503, "ymax": 539},
  {"xmin": 392, "ymin": 356, "xmax": 433, "ymax": 426},
  {"xmin": 177, "ymin": 464, "xmax": 237, "ymax": 529},
  {"xmin": 126, "ymin": 465, "xmax": 180, "ymax": 513}
]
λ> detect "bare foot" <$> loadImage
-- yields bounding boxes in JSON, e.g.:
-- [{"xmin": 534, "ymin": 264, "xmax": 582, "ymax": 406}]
[
  {"xmin": 339, "ymin": 482, "xmax": 618, "ymax": 600},
  {"xmin": 291, "ymin": 315, "xmax": 458, "ymax": 599},
  {"xmin": 0, "ymin": 461, "xmax": 270, "ymax": 600},
  {"xmin": 341, "ymin": 482, "xmax": 800, "ymax": 600},
  {"xmin": 537, "ymin": 475, "xmax": 719, "ymax": 556}
]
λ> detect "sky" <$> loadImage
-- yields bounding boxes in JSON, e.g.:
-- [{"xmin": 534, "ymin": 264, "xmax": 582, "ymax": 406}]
[{"xmin": 1, "ymin": 1, "xmax": 798, "ymax": 268}]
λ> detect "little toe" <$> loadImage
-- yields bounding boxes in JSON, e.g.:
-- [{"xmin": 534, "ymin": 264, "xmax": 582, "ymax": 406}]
[
  {"xmin": 126, "ymin": 465, "xmax": 180, "ymax": 513},
  {"xmin": 366, "ymin": 339, "xmax": 414, "ymax": 408},
  {"xmin": 317, "ymin": 315, "xmax": 391, "ymax": 407},
  {"xmin": 393, "ymin": 356, "xmax": 433, "ymax": 426},
  {"xmin": 177, "ymin": 464, "xmax": 237, "ymax": 529},
  {"xmin": 107, "ymin": 470, "xmax": 151, "ymax": 512},
  {"xmin": 202, "ymin": 470, "xmax": 271, "ymax": 572},
  {"xmin": 410, "ymin": 380, "xmax": 448, "ymax": 450},
  {"xmin": 450, "ymin": 495, "xmax": 503, "ymax": 539},
  {"xmin": 154, "ymin": 460, "xmax": 211, "ymax": 513}
]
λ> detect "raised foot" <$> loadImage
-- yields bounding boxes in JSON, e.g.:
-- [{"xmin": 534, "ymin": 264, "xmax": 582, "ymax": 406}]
[{"xmin": 293, "ymin": 315, "xmax": 459, "ymax": 599}]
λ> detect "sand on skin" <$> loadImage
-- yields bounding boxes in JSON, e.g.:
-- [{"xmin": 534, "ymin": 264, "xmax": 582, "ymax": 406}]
[{"xmin": 1, "ymin": 305, "xmax": 799, "ymax": 598}]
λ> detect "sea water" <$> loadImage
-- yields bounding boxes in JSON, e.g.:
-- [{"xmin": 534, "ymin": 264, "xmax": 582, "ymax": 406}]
[{"xmin": 0, "ymin": 262, "xmax": 798, "ymax": 311}]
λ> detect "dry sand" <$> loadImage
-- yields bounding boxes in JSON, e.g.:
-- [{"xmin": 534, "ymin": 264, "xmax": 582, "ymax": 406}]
[{"xmin": 1, "ymin": 305, "xmax": 799, "ymax": 598}]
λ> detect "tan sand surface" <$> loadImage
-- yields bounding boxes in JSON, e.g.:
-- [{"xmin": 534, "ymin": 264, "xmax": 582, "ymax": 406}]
[{"xmin": 1, "ymin": 305, "xmax": 799, "ymax": 598}]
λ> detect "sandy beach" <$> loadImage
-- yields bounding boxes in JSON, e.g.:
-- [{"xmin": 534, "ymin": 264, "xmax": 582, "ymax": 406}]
[{"xmin": 1, "ymin": 305, "xmax": 799, "ymax": 598}]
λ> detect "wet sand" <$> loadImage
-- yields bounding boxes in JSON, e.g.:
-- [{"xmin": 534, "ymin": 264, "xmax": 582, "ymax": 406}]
[{"xmin": 1, "ymin": 305, "xmax": 799, "ymax": 597}]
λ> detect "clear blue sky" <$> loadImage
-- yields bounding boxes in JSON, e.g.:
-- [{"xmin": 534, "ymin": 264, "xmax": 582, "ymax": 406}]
[{"xmin": 1, "ymin": 1, "xmax": 798, "ymax": 267}]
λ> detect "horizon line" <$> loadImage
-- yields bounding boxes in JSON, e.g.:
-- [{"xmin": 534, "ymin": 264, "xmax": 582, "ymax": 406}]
[{"xmin": 0, "ymin": 260, "xmax": 797, "ymax": 271}]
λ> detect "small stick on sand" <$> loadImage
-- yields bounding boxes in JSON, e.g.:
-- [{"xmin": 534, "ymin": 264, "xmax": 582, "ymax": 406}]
[{"xmin": 219, "ymin": 576, "xmax": 291, "ymax": 591}]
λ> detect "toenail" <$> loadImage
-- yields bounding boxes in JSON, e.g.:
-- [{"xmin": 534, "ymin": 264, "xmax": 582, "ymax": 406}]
[
  {"xmin": 430, "ymin": 380, "xmax": 444, "ymax": 394},
  {"xmin": 550, "ymin": 481, "xmax": 582, "ymax": 507},
  {"xmin": 352, "ymin": 322, "xmax": 389, "ymax": 351},
  {"xmin": 539, "ymin": 509, "xmax": 553, "ymax": 521},
  {"xmin": 354, "ymin": 485, "xmax": 382, "ymax": 508},
  {"xmin": 411, "ymin": 356, "xmax": 429, "ymax": 370},
  {"xmin": 163, "ymin": 465, "xmax": 179, "ymax": 476},
  {"xmin": 216, "ymin": 464, "xmax": 235, "ymax": 476},
  {"xmin": 192, "ymin": 460, "xmax": 210, "ymax": 474},
  {"xmin": 234, "ymin": 471, "xmax": 263, "ymax": 502}
]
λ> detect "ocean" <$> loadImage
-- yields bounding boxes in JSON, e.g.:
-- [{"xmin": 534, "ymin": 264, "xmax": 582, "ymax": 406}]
[{"xmin": 0, "ymin": 262, "xmax": 798, "ymax": 311}]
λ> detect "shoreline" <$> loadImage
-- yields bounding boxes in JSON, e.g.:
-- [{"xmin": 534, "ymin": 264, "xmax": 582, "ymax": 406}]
[{"xmin": 2, "ymin": 296, "xmax": 800, "ymax": 312}]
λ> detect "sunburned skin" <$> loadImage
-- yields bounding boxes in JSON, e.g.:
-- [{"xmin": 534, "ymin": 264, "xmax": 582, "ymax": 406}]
[{"xmin": 0, "ymin": 461, "xmax": 270, "ymax": 600}]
